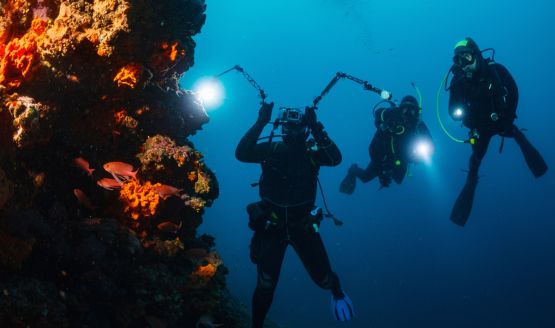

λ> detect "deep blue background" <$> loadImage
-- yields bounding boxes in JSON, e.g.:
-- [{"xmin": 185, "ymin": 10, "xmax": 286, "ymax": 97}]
[{"xmin": 181, "ymin": 1, "xmax": 555, "ymax": 327}]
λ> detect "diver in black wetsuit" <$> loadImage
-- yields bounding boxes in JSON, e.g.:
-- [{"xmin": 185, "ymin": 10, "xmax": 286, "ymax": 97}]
[
  {"xmin": 236, "ymin": 102, "xmax": 354, "ymax": 328},
  {"xmin": 448, "ymin": 37, "xmax": 548, "ymax": 226},
  {"xmin": 340, "ymin": 95, "xmax": 433, "ymax": 193}
]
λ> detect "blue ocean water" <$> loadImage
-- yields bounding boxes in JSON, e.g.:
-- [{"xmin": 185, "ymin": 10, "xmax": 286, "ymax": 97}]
[{"xmin": 181, "ymin": 1, "xmax": 555, "ymax": 327}]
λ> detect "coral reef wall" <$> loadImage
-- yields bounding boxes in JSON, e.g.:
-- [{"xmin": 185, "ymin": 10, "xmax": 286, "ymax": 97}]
[{"xmin": 0, "ymin": 1, "xmax": 245, "ymax": 326}]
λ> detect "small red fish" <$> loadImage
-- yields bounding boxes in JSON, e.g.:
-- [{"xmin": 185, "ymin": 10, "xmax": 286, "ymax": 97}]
[
  {"xmin": 73, "ymin": 157, "xmax": 95, "ymax": 176},
  {"xmin": 73, "ymin": 188, "xmax": 96, "ymax": 210},
  {"xmin": 103, "ymin": 161, "xmax": 137, "ymax": 181},
  {"xmin": 154, "ymin": 184, "xmax": 183, "ymax": 200},
  {"xmin": 97, "ymin": 178, "xmax": 122, "ymax": 190},
  {"xmin": 66, "ymin": 74, "xmax": 79, "ymax": 83},
  {"xmin": 156, "ymin": 220, "xmax": 183, "ymax": 234}
]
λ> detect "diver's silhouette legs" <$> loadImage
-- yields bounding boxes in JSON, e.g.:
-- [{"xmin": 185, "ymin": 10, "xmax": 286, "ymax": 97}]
[{"xmin": 251, "ymin": 231, "xmax": 287, "ymax": 328}]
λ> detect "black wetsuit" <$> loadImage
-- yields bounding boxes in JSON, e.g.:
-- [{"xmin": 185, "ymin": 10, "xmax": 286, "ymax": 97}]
[
  {"xmin": 448, "ymin": 61, "xmax": 547, "ymax": 225},
  {"xmin": 352, "ymin": 105, "xmax": 432, "ymax": 187},
  {"xmin": 449, "ymin": 62, "xmax": 520, "ymax": 178},
  {"xmin": 236, "ymin": 120, "xmax": 343, "ymax": 328}
]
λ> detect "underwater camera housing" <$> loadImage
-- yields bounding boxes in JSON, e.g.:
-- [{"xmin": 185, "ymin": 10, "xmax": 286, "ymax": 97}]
[{"xmin": 278, "ymin": 107, "xmax": 305, "ymax": 125}]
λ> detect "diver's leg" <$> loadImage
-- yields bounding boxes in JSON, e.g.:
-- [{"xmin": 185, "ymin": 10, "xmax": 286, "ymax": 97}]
[
  {"xmin": 511, "ymin": 125, "xmax": 548, "ymax": 177},
  {"xmin": 251, "ymin": 230, "xmax": 287, "ymax": 328},
  {"xmin": 393, "ymin": 164, "xmax": 408, "ymax": 184},
  {"xmin": 340, "ymin": 161, "xmax": 378, "ymax": 194},
  {"xmin": 450, "ymin": 133, "xmax": 492, "ymax": 226},
  {"xmin": 291, "ymin": 226, "xmax": 354, "ymax": 321},
  {"xmin": 290, "ymin": 226, "xmax": 343, "ymax": 297},
  {"xmin": 357, "ymin": 162, "xmax": 379, "ymax": 182},
  {"xmin": 468, "ymin": 133, "xmax": 491, "ymax": 178}
]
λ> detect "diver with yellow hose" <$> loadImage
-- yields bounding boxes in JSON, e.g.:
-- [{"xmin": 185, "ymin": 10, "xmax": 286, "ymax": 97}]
[
  {"xmin": 447, "ymin": 37, "xmax": 548, "ymax": 226},
  {"xmin": 340, "ymin": 95, "xmax": 433, "ymax": 192}
]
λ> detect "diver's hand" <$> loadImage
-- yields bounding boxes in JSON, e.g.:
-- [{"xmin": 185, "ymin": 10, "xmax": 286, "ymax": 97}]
[
  {"xmin": 304, "ymin": 106, "xmax": 318, "ymax": 129},
  {"xmin": 256, "ymin": 102, "xmax": 274, "ymax": 125}
]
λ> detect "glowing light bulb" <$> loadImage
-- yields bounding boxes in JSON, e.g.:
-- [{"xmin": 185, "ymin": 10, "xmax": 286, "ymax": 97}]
[
  {"xmin": 380, "ymin": 90, "xmax": 391, "ymax": 100},
  {"xmin": 194, "ymin": 77, "xmax": 224, "ymax": 109},
  {"xmin": 453, "ymin": 108, "xmax": 464, "ymax": 119},
  {"xmin": 413, "ymin": 139, "xmax": 434, "ymax": 164}
]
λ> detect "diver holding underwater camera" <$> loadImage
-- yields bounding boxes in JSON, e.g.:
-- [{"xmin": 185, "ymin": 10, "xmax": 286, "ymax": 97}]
[{"xmin": 235, "ymin": 103, "xmax": 354, "ymax": 327}]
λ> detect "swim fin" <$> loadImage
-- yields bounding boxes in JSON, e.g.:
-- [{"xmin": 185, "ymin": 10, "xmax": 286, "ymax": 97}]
[
  {"xmin": 331, "ymin": 292, "xmax": 354, "ymax": 322},
  {"xmin": 450, "ymin": 175, "xmax": 478, "ymax": 227},
  {"xmin": 514, "ymin": 129, "xmax": 548, "ymax": 178},
  {"xmin": 339, "ymin": 171, "xmax": 356, "ymax": 195}
]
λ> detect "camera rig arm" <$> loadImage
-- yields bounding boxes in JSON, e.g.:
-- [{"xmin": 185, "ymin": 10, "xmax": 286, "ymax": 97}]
[
  {"xmin": 217, "ymin": 65, "xmax": 267, "ymax": 104},
  {"xmin": 312, "ymin": 72, "xmax": 392, "ymax": 108}
]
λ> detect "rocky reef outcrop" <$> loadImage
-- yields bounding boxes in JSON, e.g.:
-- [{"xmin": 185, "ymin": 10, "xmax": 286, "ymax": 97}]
[{"xmin": 0, "ymin": 0, "xmax": 248, "ymax": 326}]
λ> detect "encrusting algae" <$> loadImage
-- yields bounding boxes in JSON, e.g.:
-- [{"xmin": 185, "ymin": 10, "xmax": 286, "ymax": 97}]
[
  {"xmin": 137, "ymin": 135, "xmax": 194, "ymax": 170},
  {"xmin": 194, "ymin": 170, "xmax": 211, "ymax": 194}
]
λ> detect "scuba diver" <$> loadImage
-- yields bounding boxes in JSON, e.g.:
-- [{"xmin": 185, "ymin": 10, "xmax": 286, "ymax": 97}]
[
  {"xmin": 236, "ymin": 102, "xmax": 354, "ymax": 328},
  {"xmin": 447, "ymin": 37, "xmax": 548, "ymax": 226},
  {"xmin": 340, "ymin": 95, "xmax": 433, "ymax": 193}
]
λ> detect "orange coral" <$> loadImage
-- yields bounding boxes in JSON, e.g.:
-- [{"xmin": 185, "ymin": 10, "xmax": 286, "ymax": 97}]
[
  {"xmin": 195, "ymin": 263, "xmax": 217, "ymax": 279},
  {"xmin": 149, "ymin": 41, "xmax": 185, "ymax": 73},
  {"xmin": 113, "ymin": 63, "xmax": 143, "ymax": 89},
  {"xmin": 114, "ymin": 110, "xmax": 127, "ymax": 124},
  {"xmin": 167, "ymin": 42, "xmax": 184, "ymax": 62},
  {"xmin": 187, "ymin": 171, "xmax": 197, "ymax": 182},
  {"xmin": 0, "ymin": 18, "xmax": 48, "ymax": 89},
  {"xmin": 119, "ymin": 180, "xmax": 161, "ymax": 220},
  {"xmin": 114, "ymin": 109, "xmax": 138, "ymax": 129},
  {"xmin": 190, "ymin": 252, "xmax": 222, "ymax": 286}
]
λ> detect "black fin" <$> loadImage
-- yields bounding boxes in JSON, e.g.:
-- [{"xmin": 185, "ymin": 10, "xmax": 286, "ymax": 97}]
[
  {"xmin": 514, "ymin": 130, "xmax": 548, "ymax": 178},
  {"xmin": 339, "ymin": 172, "xmax": 356, "ymax": 195},
  {"xmin": 450, "ymin": 177, "xmax": 479, "ymax": 227}
]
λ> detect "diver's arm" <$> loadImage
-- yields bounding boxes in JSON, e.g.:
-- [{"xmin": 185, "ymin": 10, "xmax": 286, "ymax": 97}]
[
  {"xmin": 236, "ymin": 103, "xmax": 274, "ymax": 163},
  {"xmin": 492, "ymin": 63, "xmax": 518, "ymax": 124},
  {"xmin": 235, "ymin": 121, "xmax": 268, "ymax": 163},
  {"xmin": 312, "ymin": 122, "xmax": 342, "ymax": 166}
]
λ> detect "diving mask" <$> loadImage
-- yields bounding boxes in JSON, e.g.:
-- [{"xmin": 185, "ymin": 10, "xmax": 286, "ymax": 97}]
[{"xmin": 453, "ymin": 52, "xmax": 475, "ymax": 68}]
